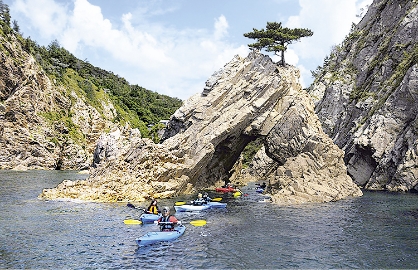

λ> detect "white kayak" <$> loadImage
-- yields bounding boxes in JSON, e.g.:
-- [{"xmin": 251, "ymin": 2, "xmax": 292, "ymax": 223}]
[
  {"xmin": 174, "ymin": 204, "xmax": 211, "ymax": 212},
  {"xmin": 207, "ymin": 201, "xmax": 227, "ymax": 208},
  {"xmin": 174, "ymin": 201, "xmax": 226, "ymax": 212},
  {"xmin": 139, "ymin": 213, "xmax": 162, "ymax": 223}
]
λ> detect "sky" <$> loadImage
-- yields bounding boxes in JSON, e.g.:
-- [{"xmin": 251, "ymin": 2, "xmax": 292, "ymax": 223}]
[{"xmin": 5, "ymin": 0, "xmax": 372, "ymax": 100}]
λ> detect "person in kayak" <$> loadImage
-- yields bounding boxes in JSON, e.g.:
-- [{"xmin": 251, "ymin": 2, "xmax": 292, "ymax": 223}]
[
  {"xmin": 192, "ymin": 193, "xmax": 206, "ymax": 206},
  {"xmin": 256, "ymin": 182, "xmax": 267, "ymax": 189},
  {"xmin": 202, "ymin": 193, "xmax": 212, "ymax": 203},
  {"xmin": 157, "ymin": 206, "xmax": 180, "ymax": 231},
  {"xmin": 145, "ymin": 199, "xmax": 160, "ymax": 214}
]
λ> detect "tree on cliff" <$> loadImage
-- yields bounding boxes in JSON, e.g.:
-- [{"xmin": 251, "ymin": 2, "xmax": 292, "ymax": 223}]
[
  {"xmin": 0, "ymin": 0, "xmax": 11, "ymax": 27},
  {"xmin": 244, "ymin": 22, "xmax": 313, "ymax": 66}
]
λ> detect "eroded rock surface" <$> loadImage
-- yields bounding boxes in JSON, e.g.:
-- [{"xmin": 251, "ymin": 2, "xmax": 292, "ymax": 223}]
[
  {"xmin": 0, "ymin": 34, "xmax": 118, "ymax": 170},
  {"xmin": 40, "ymin": 52, "xmax": 362, "ymax": 204},
  {"xmin": 308, "ymin": 0, "xmax": 418, "ymax": 192}
]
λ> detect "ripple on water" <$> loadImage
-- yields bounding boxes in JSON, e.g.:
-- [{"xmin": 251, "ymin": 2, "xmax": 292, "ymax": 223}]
[{"xmin": 1, "ymin": 173, "xmax": 418, "ymax": 269}]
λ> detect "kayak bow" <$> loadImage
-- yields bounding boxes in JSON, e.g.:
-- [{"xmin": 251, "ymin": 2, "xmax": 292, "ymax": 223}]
[{"xmin": 136, "ymin": 225, "xmax": 186, "ymax": 247}]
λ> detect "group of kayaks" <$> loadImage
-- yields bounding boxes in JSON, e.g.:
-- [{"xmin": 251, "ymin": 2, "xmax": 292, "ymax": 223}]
[{"xmin": 130, "ymin": 184, "xmax": 261, "ymax": 247}]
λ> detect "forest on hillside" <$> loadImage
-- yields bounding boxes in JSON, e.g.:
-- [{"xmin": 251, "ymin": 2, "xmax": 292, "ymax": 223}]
[{"xmin": 0, "ymin": 1, "xmax": 182, "ymax": 141}]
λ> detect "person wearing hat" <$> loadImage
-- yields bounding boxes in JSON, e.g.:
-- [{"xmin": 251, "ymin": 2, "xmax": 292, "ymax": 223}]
[
  {"xmin": 145, "ymin": 199, "xmax": 160, "ymax": 214},
  {"xmin": 157, "ymin": 207, "xmax": 180, "ymax": 231},
  {"xmin": 202, "ymin": 192, "xmax": 212, "ymax": 203},
  {"xmin": 192, "ymin": 193, "xmax": 205, "ymax": 206}
]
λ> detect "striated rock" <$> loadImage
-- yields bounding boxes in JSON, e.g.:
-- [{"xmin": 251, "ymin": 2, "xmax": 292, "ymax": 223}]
[
  {"xmin": 92, "ymin": 126, "xmax": 141, "ymax": 167},
  {"xmin": 41, "ymin": 51, "xmax": 362, "ymax": 204},
  {"xmin": 308, "ymin": 0, "xmax": 418, "ymax": 192},
  {"xmin": 0, "ymin": 34, "xmax": 118, "ymax": 170}
]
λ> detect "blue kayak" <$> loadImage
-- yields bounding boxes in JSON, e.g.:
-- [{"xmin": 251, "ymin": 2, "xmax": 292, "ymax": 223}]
[
  {"xmin": 256, "ymin": 188, "xmax": 264, "ymax": 193},
  {"xmin": 139, "ymin": 213, "xmax": 162, "ymax": 223},
  {"xmin": 136, "ymin": 225, "xmax": 186, "ymax": 247},
  {"xmin": 207, "ymin": 201, "xmax": 227, "ymax": 208}
]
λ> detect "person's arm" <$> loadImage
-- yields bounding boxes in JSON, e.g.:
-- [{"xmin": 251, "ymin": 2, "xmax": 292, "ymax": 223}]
[
  {"xmin": 155, "ymin": 217, "xmax": 162, "ymax": 224},
  {"xmin": 169, "ymin": 216, "xmax": 178, "ymax": 224}
]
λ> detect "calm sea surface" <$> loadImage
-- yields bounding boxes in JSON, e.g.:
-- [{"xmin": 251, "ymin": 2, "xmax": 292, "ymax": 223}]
[{"xmin": 0, "ymin": 170, "xmax": 417, "ymax": 269}]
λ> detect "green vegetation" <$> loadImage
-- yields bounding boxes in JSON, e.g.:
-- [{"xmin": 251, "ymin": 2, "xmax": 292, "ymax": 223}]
[
  {"xmin": 0, "ymin": 1, "xmax": 182, "ymax": 143},
  {"xmin": 244, "ymin": 22, "xmax": 313, "ymax": 66},
  {"xmin": 241, "ymin": 138, "xmax": 264, "ymax": 168}
]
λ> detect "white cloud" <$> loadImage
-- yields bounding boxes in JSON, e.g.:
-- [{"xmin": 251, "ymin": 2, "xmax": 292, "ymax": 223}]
[
  {"xmin": 214, "ymin": 15, "xmax": 229, "ymax": 40},
  {"xmin": 89, "ymin": 10, "xmax": 247, "ymax": 98},
  {"xmin": 284, "ymin": 0, "xmax": 373, "ymax": 87},
  {"xmin": 11, "ymin": 0, "xmax": 248, "ymax": 99},
  {"xmin": 13, "ymin": 0, "xmax": 68, "ymax": 39},
  {"xmin": 11, "ymin": 0, "xmax": 373, "ymax": 98}
]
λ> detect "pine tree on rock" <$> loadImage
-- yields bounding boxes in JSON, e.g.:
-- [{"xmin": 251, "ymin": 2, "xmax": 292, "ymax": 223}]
[{"xmin": 244, "ymin": 22, "xmax": 313, "ymax": 66}]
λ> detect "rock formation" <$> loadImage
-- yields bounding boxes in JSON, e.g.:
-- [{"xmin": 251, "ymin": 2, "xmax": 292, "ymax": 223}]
[
  {"xmin": 308, "ymin": 0, "xmax": 418, "ymax": 192},
  {"xmin": 40, "ymin": 52, "xmax": 362, "ymax": 204},
  {"xmin": 0, "ymin": 33, "xmax": 118, "ymax": 170}
]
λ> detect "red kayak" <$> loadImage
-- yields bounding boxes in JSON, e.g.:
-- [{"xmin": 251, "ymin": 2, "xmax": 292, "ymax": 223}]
[{"xmin": 215, "ymin": 186, "xmax": 236, "ymax": 193}]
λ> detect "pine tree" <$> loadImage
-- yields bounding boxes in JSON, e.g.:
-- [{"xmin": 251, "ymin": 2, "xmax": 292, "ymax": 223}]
[
  {"xmin": 0, "ymin": 0, "xmax": 11, "ymax": 27},
  {"xmin": 244, "ymin": 22, "xmax": 313, "ymax": 66}
]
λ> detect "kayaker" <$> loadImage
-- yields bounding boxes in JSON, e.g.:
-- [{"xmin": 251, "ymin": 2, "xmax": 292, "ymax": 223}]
[
  {"xmin": 202, "ymin": 192, "xmax": 212, "ymax": 203},
  {"xmin": 256, "ymin": 182, "xmax": 267, "ymax": 189},
  {"xmin": 146, "ymin": 199, "xmax": 160, "ymax": 214},
  {"xmin": 192, "ymin": 193, "xmax": 205, "ymax": 206},
  {"xmin": 157, "ymin": 206, "xmax": 180, "ymax": 231}
]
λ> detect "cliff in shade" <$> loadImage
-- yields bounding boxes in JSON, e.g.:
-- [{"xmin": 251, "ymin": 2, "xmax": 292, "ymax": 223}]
[
  {"xmin": 40, "ymin": 52, "xmax": 362, "ymax": 204},
  {"xmin": 308, "ymin": 0, "xmax": 418, "ymax": 192}
]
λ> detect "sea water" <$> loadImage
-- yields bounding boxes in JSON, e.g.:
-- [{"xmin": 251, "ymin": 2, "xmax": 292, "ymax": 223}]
[{"xmin": 0, "ymin": 170, "xmax": 417, "ymax": 269}]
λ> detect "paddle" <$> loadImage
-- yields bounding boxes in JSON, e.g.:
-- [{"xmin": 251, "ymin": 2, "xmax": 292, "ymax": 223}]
[
  {"xmin": 175, "ymin": 201, "xmax": 187, "ymax": 206},
  {"xmin": 124, "ymin": 219, "xmax": 142, "ymax": 225},
  {"xmin": 211, "ymin": 197, "xmax": 222, "ymax": 202},
  {"xmin": 190, "ymin": 220, "xmax": 207, "ymax": 226},
  {"xmin": 124, "ymin": 203, "xmax": 147, "ymax": 224},
  {"xmin": 126, "ymin": 203, "xmax": 146, "ymax": 212},
  {"xmin": 233, "ymin": 191, "xmax": 242, "ymax": 197},
  {"xmin": 127, "ymin": 202, "xmax": 136, "ymax": 209},
  {"xmin": 155, "ymin": 220, "xmax": 207, "ymax": 226}
]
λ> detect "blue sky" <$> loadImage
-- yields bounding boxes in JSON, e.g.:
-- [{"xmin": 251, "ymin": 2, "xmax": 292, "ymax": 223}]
[{"xmin": 5, "ymin": 0, "xmax": 372, "ymax": 100}]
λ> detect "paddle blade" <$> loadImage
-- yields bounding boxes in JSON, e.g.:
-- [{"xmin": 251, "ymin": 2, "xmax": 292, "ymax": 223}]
[
  {"xmin": 190, "ymin": 220, "xmax": 207, "ymax": 226},
  {"xmin": 211, "ymin": 197, "xmax": 222, "ymax": 202},
  {"xmin": 127, "ymin": 203, "xmax": 136, "ymax": 208},
  {"xmin": 175, "ymin": 201, "xmax": 186, "ymax": 206},
  {"xmin": 233, "ymin": 191, "xmax": 242, "ymax": 197},
  {"xmin": 124, "ymin": 219, "xmax": 142, "ymax": 225}
]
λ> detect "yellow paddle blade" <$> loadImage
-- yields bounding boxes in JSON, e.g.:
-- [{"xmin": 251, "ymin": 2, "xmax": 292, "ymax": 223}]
[
  {"xmin": 233, "ymin": 191, "xmax": 242, "ymax": 197},
  {"xmin": 190, "ymin": 220, "xmax": 207, "ymax": 226},
  {"xmin": 124, "ymin": 219, "xmax": 142, "ymax": 225},
  {"xmin": 211, "ymin": 197, "xmax": 222, "ymax": 202},
  {"xmin": 175, "ymin": 201, "xmax": 186, "ymax": 206}
]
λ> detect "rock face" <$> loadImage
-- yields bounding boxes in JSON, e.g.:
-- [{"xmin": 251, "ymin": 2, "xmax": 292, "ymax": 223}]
[
  {"xmin": 308, "ymin": 0, "xmax": 418, "ymax": 192},
  {"xmin": 0, "ymin": 33, "xmax": 118, "ymax": 170},
  {"xmin": 41, "ymin": 52, "xmax": 362, "ymax": 204}
]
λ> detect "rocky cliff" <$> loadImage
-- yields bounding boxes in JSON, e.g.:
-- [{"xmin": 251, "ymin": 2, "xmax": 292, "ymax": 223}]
[
  {"xmin": 40, "ymin": 52, "xmax": 362, "ymax": 204},
  {"xmin": 0, "ymin": 33, "xmax": 118, "ymax": 170},
  {"xmin": 308, "ymin": 0, "xmax": 418, "ymax": 192}
]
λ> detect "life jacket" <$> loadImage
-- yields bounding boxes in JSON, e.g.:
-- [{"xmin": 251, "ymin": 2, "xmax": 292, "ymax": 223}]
[
  {"xmin": 159, "ymin": 215, "xmax": 174, "ymax": 231},
  {"xmin": 193, "ymin": 198, "xmax": 205, "ymax": 206},
  {"xmin": 147, "ymin": 205, "xmax": 158, "ymax": 214}
]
